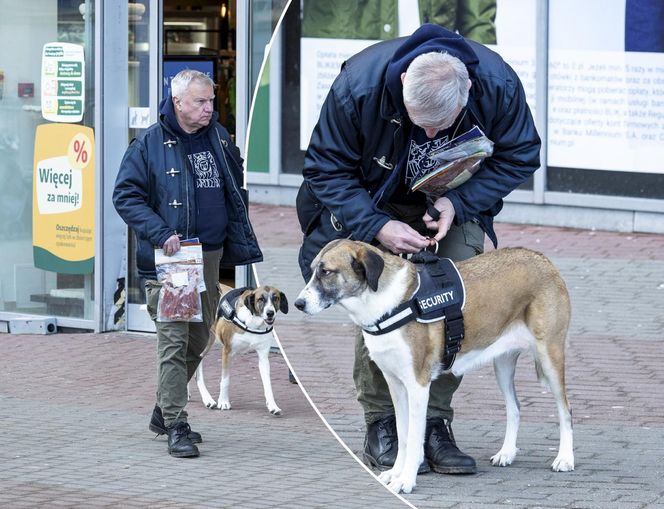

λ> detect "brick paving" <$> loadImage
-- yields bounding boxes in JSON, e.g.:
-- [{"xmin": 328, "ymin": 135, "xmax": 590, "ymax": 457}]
[
  {"xmin": 1, "ymin": 202, "xmax": 663, "ymax": 508},
  {"xmin": 251, "ymin": 203, "xmax": 664, "ymax": 508}
]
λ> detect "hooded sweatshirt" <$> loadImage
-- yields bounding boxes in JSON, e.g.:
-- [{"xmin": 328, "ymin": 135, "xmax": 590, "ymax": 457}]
[
  {"xmin": 160, "ymin": 95, "xmax": 227, "ymax": 250},
  {"xmin": 384, "ymin": 24, "xmax": 480, "ymax": 204}
]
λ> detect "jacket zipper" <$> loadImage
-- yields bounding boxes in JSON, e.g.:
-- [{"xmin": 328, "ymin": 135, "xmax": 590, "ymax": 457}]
[{"xmin": 179, "ymin": 141, "xmax": 191, "ymax": 238}]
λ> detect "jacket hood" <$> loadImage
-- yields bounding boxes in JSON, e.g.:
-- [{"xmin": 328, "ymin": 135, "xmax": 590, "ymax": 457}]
[
  {"xmin": 158, "ymin": 93, "xmax": 217, "ymax": 137},
  {"xmin": 385, "ymin": 24, "xmax": 480, "ymax": 116}
]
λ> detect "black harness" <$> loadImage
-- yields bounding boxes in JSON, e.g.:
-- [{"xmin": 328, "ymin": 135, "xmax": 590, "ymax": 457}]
[
  {"xmin": 217, "ymin": 287, "xmax": 274, "ymax": 335},
  {"xmin": 362, "ymin": 252, "xmax": 465, "ymax": 370}
]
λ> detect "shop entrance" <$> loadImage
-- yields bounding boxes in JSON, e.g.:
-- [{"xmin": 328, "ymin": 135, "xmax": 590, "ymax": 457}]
[{"xmin": 125, "ymin": 0, "xmax": 237, "ymax": 332}]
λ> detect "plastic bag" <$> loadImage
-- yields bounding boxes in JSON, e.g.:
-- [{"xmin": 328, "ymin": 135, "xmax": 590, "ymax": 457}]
[{"xmin": 154, "ymin": 239, "xmax": 205, "ymax": 322}]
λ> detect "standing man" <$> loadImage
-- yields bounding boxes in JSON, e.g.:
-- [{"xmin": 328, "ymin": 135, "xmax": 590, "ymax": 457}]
[
  {"xmin": 297, "ymin": 24, "xmax": 540, "ymax": 474},
  {"xmin": 113, "ymin": 70, "xmax": 262, "ymax": 458}
]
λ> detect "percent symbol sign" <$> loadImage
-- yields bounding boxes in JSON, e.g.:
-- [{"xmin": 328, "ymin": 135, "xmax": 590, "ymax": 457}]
[{"xmin": 74, "ymin": 139, "xmax": 88, "ymax": 163}]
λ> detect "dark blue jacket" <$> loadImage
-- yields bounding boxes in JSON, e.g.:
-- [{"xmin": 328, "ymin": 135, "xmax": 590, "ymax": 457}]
[
  {"xmin": 297, "ymin": 24, "xmax": 540, "ymax": 280},
  {"xmin": 113, "ymin": 112, "xmax": 262, "ymax": 279}
]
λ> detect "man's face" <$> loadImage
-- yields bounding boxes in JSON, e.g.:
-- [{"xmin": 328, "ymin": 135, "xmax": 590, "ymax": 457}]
[
  {"xmin": 173, "ymin": 81, "xmax": 215, "ymax": 133},
  {"xmin": 411, "ymin": 105, "xmax": 464, "ymax": 139}
]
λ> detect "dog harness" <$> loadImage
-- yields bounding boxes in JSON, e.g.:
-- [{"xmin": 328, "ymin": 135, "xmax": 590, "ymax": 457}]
[
  {"xmin": 362, "ymin": 251, "xmax": 465, "ymax": 370},
  {"xmin": 217, "ymin": 287, "xmax": 274, "ymax": 335}
]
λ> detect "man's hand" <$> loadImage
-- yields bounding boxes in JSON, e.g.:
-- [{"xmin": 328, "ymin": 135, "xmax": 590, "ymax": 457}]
[
  {"xmin": 376, "ymin": 220, "xmax": 431, "ymax": 254},
  {"xmin": 423, "ymin": 197, "xmax": 456, "ymax": 242},
  {"xmin": 162, "ymin": 234, "xmax": 181, "ymax": 256}
]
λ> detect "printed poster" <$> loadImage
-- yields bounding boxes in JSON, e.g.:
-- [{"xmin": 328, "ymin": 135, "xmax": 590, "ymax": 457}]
[
  {"xmin": 41, "ymin": 42, "xmax": 85, "ymax": 123},
  {"xmin": 298, "ymin": 0, "xmax": 664, "ymax": 174},
  {"xmin": 33, "ymin": 123, "xmax": 95, "ymax": 274}
]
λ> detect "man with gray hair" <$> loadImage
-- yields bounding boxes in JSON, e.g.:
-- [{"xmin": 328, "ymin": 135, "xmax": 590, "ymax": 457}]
[
  {"xmin": 297, "ymin": 24, "xmax": 540, "ymax": 475},
  {"xmin": 114, "ymin": 70, "xmax": 262, "ymax": 458}
]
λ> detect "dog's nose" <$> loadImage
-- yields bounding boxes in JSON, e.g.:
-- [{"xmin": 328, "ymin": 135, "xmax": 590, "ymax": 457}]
[
  {"xmin": 267, "ymin": 310, "xmax": 274, "ymax": 318},
  {"xmin": 294, "ymin": 298, "xmax": 306, "ymax": 311}
]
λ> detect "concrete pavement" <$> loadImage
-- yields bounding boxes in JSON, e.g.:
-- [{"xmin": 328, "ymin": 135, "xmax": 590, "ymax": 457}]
[{"xmin": 1, "ymin": 202, "xmax": 663, "ymax": 508}]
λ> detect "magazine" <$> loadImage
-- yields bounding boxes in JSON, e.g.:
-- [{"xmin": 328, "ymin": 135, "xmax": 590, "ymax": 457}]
[{"xmin": 410, "ymin": 126, "xmax": 493, "ymax": 196}]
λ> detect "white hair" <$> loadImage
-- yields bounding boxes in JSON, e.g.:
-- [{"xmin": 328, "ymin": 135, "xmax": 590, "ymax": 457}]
[
  {"xmin": 402, "ymin": 52, "xmax": 470, "ymax": 128},
  {"xmin": 170, "ymin": 69, "xmax": 215, "ymax": 98}
]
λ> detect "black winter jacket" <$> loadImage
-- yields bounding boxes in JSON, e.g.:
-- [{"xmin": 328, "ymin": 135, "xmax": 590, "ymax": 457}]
[
  {"xmin": 297, "ymin": 25, "xmax": 540, "ymax": 280},
  {"xmin": 113, "ymin": 112, "xmax": 262, "ymax": 279}
]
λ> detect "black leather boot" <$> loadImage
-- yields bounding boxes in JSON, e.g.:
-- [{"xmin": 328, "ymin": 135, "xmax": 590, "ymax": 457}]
[
  {"xmin": 363, "ymin": 416, "xmax": 430, "ymax": 474},
  {"xmin": 425, "ymin": 418, "xmax": 476, "ymax": 474},
  {"xmin": 149, "ymin": 404, "xmax": 202, "ymax": 444},
  {"xmin": 166, "ymin": 421, "xmax": 200, "ymax": 458}
]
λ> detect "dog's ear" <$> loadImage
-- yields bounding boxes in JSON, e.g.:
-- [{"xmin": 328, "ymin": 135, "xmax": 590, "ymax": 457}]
[
  {"xmin": 352, "ymin": 247, "xmax": 384, "ymax": 292},
  {"xmin": 244, "ymin": 292, "xmax": 256, "ymax": 313},
  {"xmin": 278, "ymin": 292, "xmax": 289, "ymax": 314}
]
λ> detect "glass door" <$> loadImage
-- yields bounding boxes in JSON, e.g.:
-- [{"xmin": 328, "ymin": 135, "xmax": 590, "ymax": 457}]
[{"xmin": 126, "ymin": 0, "xmax": 160, "ymax": 332}]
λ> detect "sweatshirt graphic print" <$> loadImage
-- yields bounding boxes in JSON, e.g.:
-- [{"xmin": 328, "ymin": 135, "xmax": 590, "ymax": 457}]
[{"xmin": 188, "ymin": 151, "xmax": 221, "ymax": 189}]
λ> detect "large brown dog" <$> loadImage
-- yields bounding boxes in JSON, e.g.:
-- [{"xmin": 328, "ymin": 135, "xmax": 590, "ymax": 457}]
[
  {"xmin": 194, "ymin": 284, "xmax": 288, "ymax": 415},
  {"xmin": 295, "ymin": 239, "xmax": 573, "ymax": 494}
]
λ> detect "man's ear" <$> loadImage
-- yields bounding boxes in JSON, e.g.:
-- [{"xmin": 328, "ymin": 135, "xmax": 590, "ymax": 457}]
[
  {"xmin": 352, "ymin": 247, "xmax": 385, "ymax": 292},
  {"xmin": 467, "ymin": 78, "xmax": 472, "ymax": 91},
  {"xmin": 401, "ymin": 72, "xmax": 407, "ymax": 84}
]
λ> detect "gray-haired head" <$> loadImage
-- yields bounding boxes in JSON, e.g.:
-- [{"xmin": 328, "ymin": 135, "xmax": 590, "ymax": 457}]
[
  {"xmin": 170, "ymin": 69, "xmax": 216, "ymax": 98},
  {"xmin": 402, "ymin": 52, "xmax": 471, "ymax": 134}
]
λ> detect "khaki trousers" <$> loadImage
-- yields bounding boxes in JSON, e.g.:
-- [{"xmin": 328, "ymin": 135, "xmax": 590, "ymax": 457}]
[{"xmin": 145, "ymin": 248, "xmax": 222, "ymax": 427}]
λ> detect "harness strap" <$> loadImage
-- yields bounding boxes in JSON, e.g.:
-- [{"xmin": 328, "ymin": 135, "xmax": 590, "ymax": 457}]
[
  {"xmin": 363, "ymin": 300, "xmax": 418, "ymax": 335},
  {"xmin": 226, "ymin": 315, "xmax": 274, "ymax": 335},
  {"xmin": 442, "ymin": 302, "xmax": 464, "ymax": 370}
]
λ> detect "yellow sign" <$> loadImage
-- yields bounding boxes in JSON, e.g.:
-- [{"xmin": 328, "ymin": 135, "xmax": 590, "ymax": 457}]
[{"xmin": 33, "ymin": 123, "xmax": 95, "ymax": 274}]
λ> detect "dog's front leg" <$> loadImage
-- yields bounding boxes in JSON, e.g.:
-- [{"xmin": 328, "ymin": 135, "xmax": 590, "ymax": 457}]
[
  {"xmin": 378, "ymin": 373, "xmax": 409, "ymax": 486},
  {"xmin": 217, "ymin": 345, "xmax": 232, "ymax": 410},
  {"xmin": 195, "ymin": 363, "xmax": 217, "ymax": 409},
  {"xmin": 393, "ymin": 381, "xmax": 429, "ymax": 494},
  {"xmin": 379, "ymin": 375, "xmax": 428, "ymax": 494},
  {"xmin": 257, "ymin": 345, "xmax": 281, "ymax": 415}
]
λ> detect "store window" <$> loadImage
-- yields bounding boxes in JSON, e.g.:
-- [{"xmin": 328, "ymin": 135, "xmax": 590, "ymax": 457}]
[
  {"xmin": 547, "ymin": 0, "xmax": 664, "ymax": 198},
  {"xmin": 0, "ymin": 0, "xmax": 95, "ymax": 320}
]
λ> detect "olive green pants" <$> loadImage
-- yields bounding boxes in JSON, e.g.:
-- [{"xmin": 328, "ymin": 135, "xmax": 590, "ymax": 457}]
[
  {"xmin": 354, "ymin": 202, "xmax": 485, "ymax": 425},
  {"xmin": 145, "ymin": 248, "xmax": 222, "ymax": 427}
]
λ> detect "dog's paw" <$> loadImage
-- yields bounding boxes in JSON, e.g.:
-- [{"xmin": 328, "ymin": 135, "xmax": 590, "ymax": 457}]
[
  {"xmin": 490, "ymin": 447, "xmax": 518, "ymax": 467},
  {"xmin": 378, "ymin": 469, "xmax": 395, "ymax": 484},
  {"xmin": 201, "ymin": 394, "xmax": 217, "ymax": 409},
  {"xmin": 268, "ymin": 404, "xmax": 282, "ymax": 416},
  {"xmin": 387, "ymin": 475, "xmax": 416, "ymax": 494},
  {"xmin": 217, "ymin": 400, "xmax": 231, "ymax": 410},
  {"xmin": 552, "ymin": 454, "xmax": 574, "ymax": 472}
]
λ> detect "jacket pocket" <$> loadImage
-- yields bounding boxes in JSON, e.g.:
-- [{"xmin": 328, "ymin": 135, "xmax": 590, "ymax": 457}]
[{"xmin": 296, "ymin": 181, "xmax": 324, "ymax": 235}]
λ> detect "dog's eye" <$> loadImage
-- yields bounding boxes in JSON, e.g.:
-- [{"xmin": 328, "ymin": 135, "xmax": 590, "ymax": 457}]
[
  {"xmin": 318, "ymin": 267, "xmax": 334, "ymax": 278},
  {"xmin": 257, "ymin": 297, "xmax": 264, "ymax": 303}
]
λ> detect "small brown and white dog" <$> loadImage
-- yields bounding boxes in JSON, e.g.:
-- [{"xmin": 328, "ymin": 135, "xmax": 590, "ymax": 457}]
[
  {"xmin": 294, "ymin": 239, "xmax": 574, "ymax": 494},
  {"xmin": 193, "ymin": 284, "xmax": 288, "ymax": 415}
]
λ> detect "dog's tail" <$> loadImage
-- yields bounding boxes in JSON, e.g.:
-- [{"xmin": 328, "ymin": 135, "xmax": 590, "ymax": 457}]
[
  {"xmin": 201, "ymin": 282, "xmax": 235, "ymax": 358},
  {"xmin": 200, "ymin": 329, "xmax": 218, "ymax": 358}
]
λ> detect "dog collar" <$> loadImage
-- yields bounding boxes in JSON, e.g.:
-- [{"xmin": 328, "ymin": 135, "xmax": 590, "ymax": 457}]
[
  {"xmin": 218, "ymin": 287, "xmax": 274, "ymax": 335},
  {"xmin": 362, "ymin": 253, "xmax": 465, "ymax": 369}
]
